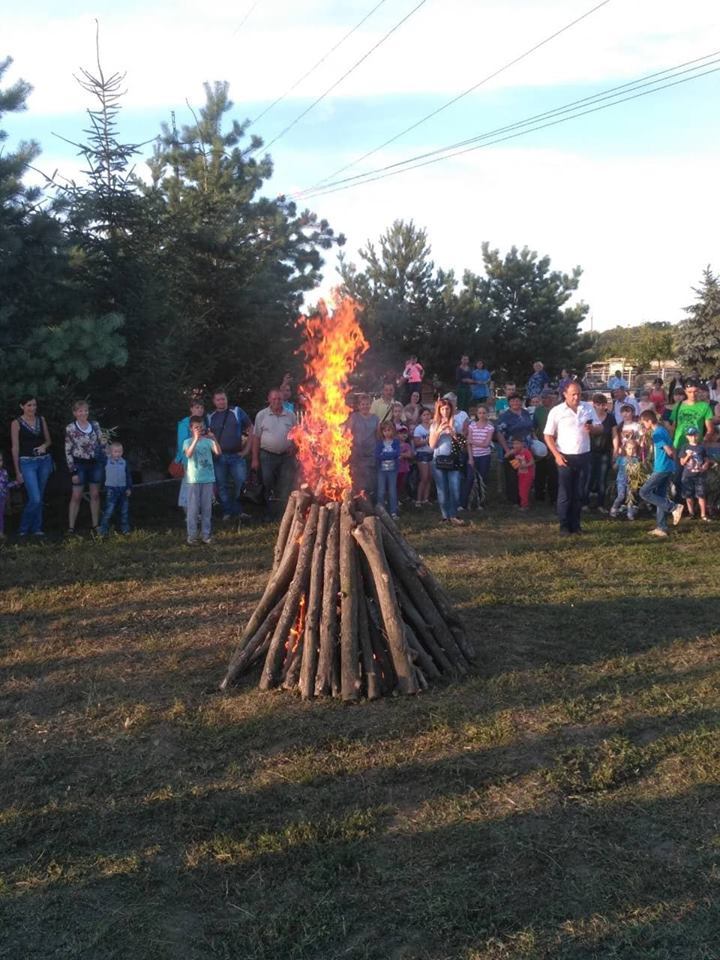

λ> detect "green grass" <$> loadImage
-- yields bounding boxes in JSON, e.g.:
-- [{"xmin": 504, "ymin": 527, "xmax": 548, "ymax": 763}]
[{"xmin": 1, "ymin": 498, "xmax": 719, "ymax": 959}]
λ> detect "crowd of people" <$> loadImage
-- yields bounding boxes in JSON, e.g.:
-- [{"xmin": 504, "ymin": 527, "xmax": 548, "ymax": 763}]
[{"xmin": 3, "ymin": 360, "xmax": 719, "ymax": 542}]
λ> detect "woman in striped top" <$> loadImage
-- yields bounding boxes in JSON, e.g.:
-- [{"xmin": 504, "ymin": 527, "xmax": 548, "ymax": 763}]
[{"xmin": 467, "ymin": 405, "xmax": 495, "ymax": 491}]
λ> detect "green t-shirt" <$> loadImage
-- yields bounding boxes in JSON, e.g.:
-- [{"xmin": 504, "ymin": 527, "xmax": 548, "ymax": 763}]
[
  {"xmin": 668, "ymin": 401, "xmax": 714, "ymax": 448},
  {"xmin": 183, "ymin": 437, "xmax": 215, "ymax": 484}
]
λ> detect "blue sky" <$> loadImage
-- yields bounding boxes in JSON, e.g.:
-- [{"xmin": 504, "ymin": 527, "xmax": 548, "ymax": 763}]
[{"xmin": 4, "ymin": 0, "xmax": 720, "ymax": 331}]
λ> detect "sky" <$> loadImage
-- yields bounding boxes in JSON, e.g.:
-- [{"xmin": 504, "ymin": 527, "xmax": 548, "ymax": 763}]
[{"xmin": 4, "ymin": 0, "xmax": 720, "ymax": 332}]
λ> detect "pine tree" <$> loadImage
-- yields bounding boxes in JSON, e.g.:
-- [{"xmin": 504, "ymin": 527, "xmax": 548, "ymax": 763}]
[{"xmin": 675, "ymin": 266, "xmax": 720, "ymax": 373}]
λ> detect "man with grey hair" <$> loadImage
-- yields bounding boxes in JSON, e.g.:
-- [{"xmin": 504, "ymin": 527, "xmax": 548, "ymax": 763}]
[
  {"xmin": 544, "ymin": 382, "xmax": 597, "ymax": 535},
  {"xmin": 251, "ymin": 389, "xmax": 297, "ymax": 519}
]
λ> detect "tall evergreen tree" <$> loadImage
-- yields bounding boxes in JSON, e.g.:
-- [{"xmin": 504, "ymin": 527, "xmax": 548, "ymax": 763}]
[{"xmin": 675, "ymin": 266, "xmax": 720, "ymax": 373}]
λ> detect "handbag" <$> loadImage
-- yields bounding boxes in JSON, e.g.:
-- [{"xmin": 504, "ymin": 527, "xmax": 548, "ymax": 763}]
[
  {"xmin": 434, "ymin": 454, "xmax": 457, "ymax": 471},
  {"xmin": 241, "ymin": 470, "xmax": 265, "ymax": 505},
  {"xmin": 530, "ymin": 438, "xmax": 548, "ymax": 459}
]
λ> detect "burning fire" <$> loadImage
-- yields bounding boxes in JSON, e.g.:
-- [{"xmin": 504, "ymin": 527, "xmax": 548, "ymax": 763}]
[{"xmin": 290, "ymin": 297, "xmax": 368, "ymax": 501}]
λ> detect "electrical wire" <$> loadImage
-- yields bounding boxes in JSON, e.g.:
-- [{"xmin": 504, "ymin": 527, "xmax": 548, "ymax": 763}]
[
  {"xmin": 305, "ymin": 0, "xmax": 613, "ymax": 191},
  {"xmin": 250, "ymin": 0, "xmax": 391, "ymax": 127},
  {"xmin": 259, "ymin": 0, "xmax": 429, "ymax": 154},
  {"xmin": 291, "ymin": 54, "xmax": 720, "ymax": 201},
  {"xmin": 233, "ymin": 0, "xmax": 263, "ymax": 35}
]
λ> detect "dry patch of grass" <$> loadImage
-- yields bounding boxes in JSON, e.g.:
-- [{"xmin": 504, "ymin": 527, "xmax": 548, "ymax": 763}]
[{"xmin": 1, "ymin": 505, "xmax": 719, "ymax": 959}]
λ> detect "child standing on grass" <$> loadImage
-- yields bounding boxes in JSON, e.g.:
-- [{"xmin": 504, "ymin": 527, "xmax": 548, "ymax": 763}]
[
  {"xmin": 183, "ymin": 416, "xmax": 221, "ymax": 545},
  {"xmin": 395, "ymin": 425, "xmax": 414, "ymax": 503},
  {"xmin": 610, "ymin": 439, "xmax": 640, "ymax": 519},
  {"xmin": 99, "ymin": 442, "xmax": 132, "ymax": 535},
  {"xmin": 639, "ymin": 409, "xmax": 684, "ymax": 537},
  {"xmin": 376, "ymin": 421, "xmax": 400, "ymax": 519},
  {"xmin": 0, "ymin": 452, "xmax": 20, "ymax": 540},
  {"xmin": 509, "ymin": 437, "xmax": 535, "ymax": 510},
  {"xmin": 679, "ymin": 426, "xmax": 711, "ymax": 521}
]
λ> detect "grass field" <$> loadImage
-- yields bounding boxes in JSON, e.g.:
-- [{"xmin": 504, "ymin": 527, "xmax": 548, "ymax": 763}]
[{"xmin": 1, "ymin": 492, "xmax": 719, "ymax": 960}]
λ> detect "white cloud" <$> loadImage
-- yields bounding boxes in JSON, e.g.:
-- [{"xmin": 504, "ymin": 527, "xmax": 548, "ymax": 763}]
[
  {"xmin": 307, "ymin": 145, "xmax": 719, "ymax": 331},
  {"xmin": 4, "ymin": 0, "xmax": 719, "ymax": 113}
]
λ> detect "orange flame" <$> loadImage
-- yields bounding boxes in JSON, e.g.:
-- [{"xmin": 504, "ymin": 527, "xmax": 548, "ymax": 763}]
[{"xmin": 290, "ymin": 297, "xmax": 368, "ymax": 500}]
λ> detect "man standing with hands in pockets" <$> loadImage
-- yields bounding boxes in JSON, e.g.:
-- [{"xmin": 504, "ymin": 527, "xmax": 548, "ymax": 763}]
[{"xmin": 543, "ymin": 382, "xmax": 597, "ymax": 536}]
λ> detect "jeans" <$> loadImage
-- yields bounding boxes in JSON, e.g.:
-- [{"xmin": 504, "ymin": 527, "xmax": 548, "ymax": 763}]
[
  {"xmin": 186, "ymin": 482, "xmax": 214, "ymax": 540},
  {"xmin": 588, "ymin": 452, "xmax": 611, "ymax": 506},
  {"xmin": 557, "ymin": 453, "xmax": 591, "ymax": 533},
  {"xmin": 213, "ymin": 453, "xmax": 247, "ymax": 516},
  {"xmin": 534, "ymin": 456, "xmax": 558, "ymax": 503},
  {"xmin": 18, "ymin": 455, "xmax": 53, "ymax": 534},
  {"xmin": 640, "ymin": 470, "xmax": 675, "ymax": 531},
  {"xmin": 432, "ymin": 464, "xmax": 462, "ymax": 519},
  {"xmin": 376, "ymin": 467, "xmax": 399, "ymax": 515},
  {"xmin": 100, "ymin": 487, "xmax": 130, "ymax": 534}
]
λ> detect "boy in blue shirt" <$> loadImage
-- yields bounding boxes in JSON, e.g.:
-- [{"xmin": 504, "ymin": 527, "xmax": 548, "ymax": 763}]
[
  {"xmin": 638, "ymin": 410, "xmax": 685, "ymax": 537},
  {"xmin": 99, "ymin": 442, "xmax": 133, "ymax": 535},
  {"xmin": 183, "ymin": 417, "xmax": 221, "ymax": 544}
]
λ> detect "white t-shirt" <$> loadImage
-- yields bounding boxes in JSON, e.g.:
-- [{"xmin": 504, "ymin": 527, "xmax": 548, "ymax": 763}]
[
  {"xmin": 544, "ymin": 401, "xmax": 595, "ymax": 455},
  {"xmin": 413, "ymin": 423, "xmax": 431, "ymax": 454}
]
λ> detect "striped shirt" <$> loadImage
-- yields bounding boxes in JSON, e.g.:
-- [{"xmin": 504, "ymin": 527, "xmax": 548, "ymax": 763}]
[{"xmin": 467, "ymin": 422, "xmax": 494, "ymax": 457}]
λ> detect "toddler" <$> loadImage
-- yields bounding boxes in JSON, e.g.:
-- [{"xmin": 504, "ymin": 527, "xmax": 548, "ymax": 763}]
[
  {"xmin": 395, "ymin": 425, "xmax": 414, "ymax": 502},
  {"xmin": 375, "ymin": 421, "xmax": 400, "ymax": 518},
  {"xmin": 99, "ymin": 442, "xmax": 132, "ymax": 535},
  {"xmin": 509, "ymin": 437, "xmax": 535, "ymax": 510},
  {"xmin": 610, "ymin": 438, "xmax": 640, "ymax": 519},
  {"xmin": 679, "ymin": 427, "xmax": 711, "ymax": 521},
  {"xmin": 0, "ymin": 453, "xmax": 20, "ymax": 539}
]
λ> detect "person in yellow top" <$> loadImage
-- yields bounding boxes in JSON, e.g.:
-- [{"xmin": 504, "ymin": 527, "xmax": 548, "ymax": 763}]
[{"xmin": 370, "ymin": 381, "xmax": 396, "ymax": 428}]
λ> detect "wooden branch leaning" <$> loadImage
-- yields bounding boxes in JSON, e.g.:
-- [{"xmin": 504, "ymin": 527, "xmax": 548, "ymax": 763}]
[{"xmin": 221, "ymin": 489, "xmax": 474, "ymax": 700}]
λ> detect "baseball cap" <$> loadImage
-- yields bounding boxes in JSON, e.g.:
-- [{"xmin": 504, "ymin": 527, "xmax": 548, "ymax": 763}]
[{"xmin": 686, "ymin": 427, "xmax": 699, "ymax": 435}]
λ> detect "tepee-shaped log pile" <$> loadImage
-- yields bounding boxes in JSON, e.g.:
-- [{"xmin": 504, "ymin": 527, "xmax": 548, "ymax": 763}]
[{"xmin": 220, "ymin": 489, "xmax": 473, "ymax": 700}]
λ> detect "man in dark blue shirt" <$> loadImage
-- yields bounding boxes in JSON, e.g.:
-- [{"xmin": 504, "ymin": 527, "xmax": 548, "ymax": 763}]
[{"xmin": 208, "ymin": 390, "xmax": 252, "ymax": 520}]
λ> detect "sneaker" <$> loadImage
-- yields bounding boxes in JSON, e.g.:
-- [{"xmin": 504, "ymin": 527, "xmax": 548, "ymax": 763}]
[
  {"xmin": 202, "ymin": 536, "xmax": 213, "ymax": 544},
  {"xmin": 648, "ymin": 528, "xmax": 668, "ymax": 538},
  {"xmin": 450, "ymin": 517, "xmax": 466, "ymax": 526},
  {"xmin": 187, "ymin": 537, "xmax": 199, "ymax": 546},
  {"xmin": 414, "ymin": 501, "xmax": 422, "ymax": 508},
  {"xmin": 700, "ymin": 516, "xmax": 711, "ymax": 523},
  {"xmin": 391, "ymin": 514, "xmax": 400, "ymax": 521},
  {"xmin": 671, "ymin": 503, "xmax": 685, "ymax": 526}
]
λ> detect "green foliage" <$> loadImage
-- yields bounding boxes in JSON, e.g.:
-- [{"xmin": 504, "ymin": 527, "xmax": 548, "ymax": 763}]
[
  {"xmin": 675, "ymin": 266, "xmax": 720, "ymax": 373},
  {"xmin": 590, "ymin": 321, "xmax": 676, "ymax": 370}
]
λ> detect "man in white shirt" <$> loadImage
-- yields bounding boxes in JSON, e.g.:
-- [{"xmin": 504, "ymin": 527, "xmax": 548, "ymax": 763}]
[
  {"xmin": 251, "ymin": 389, "xmax": 297, "ymax": 518},
  {"xmin": 543, "ymin": 382, "xmax": 597, "ymax": 535},
  {"xmin": 607, "ymin": 369, "xmax": 628, "ymax": 391}
]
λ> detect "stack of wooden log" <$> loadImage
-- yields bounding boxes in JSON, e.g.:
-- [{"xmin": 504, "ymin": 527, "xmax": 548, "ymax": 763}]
[{"xmin": 220, "ymin": 490, "xmax": 474, "ymax": 700}]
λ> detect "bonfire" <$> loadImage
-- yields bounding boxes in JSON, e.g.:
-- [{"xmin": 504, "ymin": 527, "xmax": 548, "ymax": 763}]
[{"xmin": 220, "ymin": 298, "xmax": 473, "ymax": 700}]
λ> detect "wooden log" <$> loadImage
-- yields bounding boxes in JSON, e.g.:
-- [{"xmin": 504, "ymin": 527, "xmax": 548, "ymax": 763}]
[
  {"xmin": 259, "ymin": 502, "xmax": 320, "ymax": 691},
  {"xmin": 299, "ymin": 505, "xmax": 330, "ymax": 700},
  {"xmin": 380, "ymin": 525, "xmax": 469, "ymax": 673},
  {"xmin": 315, "ymin": 503, "xmax": 340, "ymax": 697},
  {"xmin": 415, "ymin": 665, "xmax": 429, "ymax": 691},
  {"xmin": 352, "ymin": 517, "xmax": 418, "ymax": 695},
  {"xmin": 357, "ymin": 570, "xmax": 381, "ymax": 701},
  {"xmin": 339, "ymin": 495, "xmax": 362, "ymax": 702},
  {"xmin": 375, "ymin": 503, "xmax": 473, "ymax": 660},
  {"xmin": 220, "ymin": 595, "xmax": 286, "ymax": 690},
  {"xmin": 394, "ymin": 580, "xmax": 456, "ymax": 677},
  {"xmin": 403, "ymin": 622, "xmax": 442, "ymax": 681},
  {"xmin": 273, "ymin": 490, "xmax": 299, "ymax": 570},
  {"xmin": 365, "ymin": 595, "xmax": 397, "ymax": 695}
]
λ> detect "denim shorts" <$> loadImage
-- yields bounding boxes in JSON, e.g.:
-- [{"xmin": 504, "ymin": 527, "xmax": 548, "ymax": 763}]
[
  {"xmin": 73, "ymin": 460, "xmax": 104, "ymax": 486},
  {"xmin": 416, "ymin": 451, "xmax": 433, "ymax": 463},
  {"xmin": 681, "ymin": 473, "xmax": 706, "ymax": 499}
]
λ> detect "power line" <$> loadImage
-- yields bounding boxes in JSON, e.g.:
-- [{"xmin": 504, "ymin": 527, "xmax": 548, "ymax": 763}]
[
  {"xmin": 233, "ymin": 0, "xmax": 263, "ymax": 35},
  {"xmin": 291, "ymin": 54, "xmax": 720, "ymax": 201},
  {"xmin": 304, "ymin": 0, "xmax": 613, "ymax": 192},
  {"xmin": 250, "ymin": 0, "xmax": 391, "ymax": 127},
  {"xmin": 292, "ymin": 50, "xmax": 720, "ymax": 198},
  {"xmin": 259, "ymin": 0, "xmax": 429, "ymax": 154}
]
